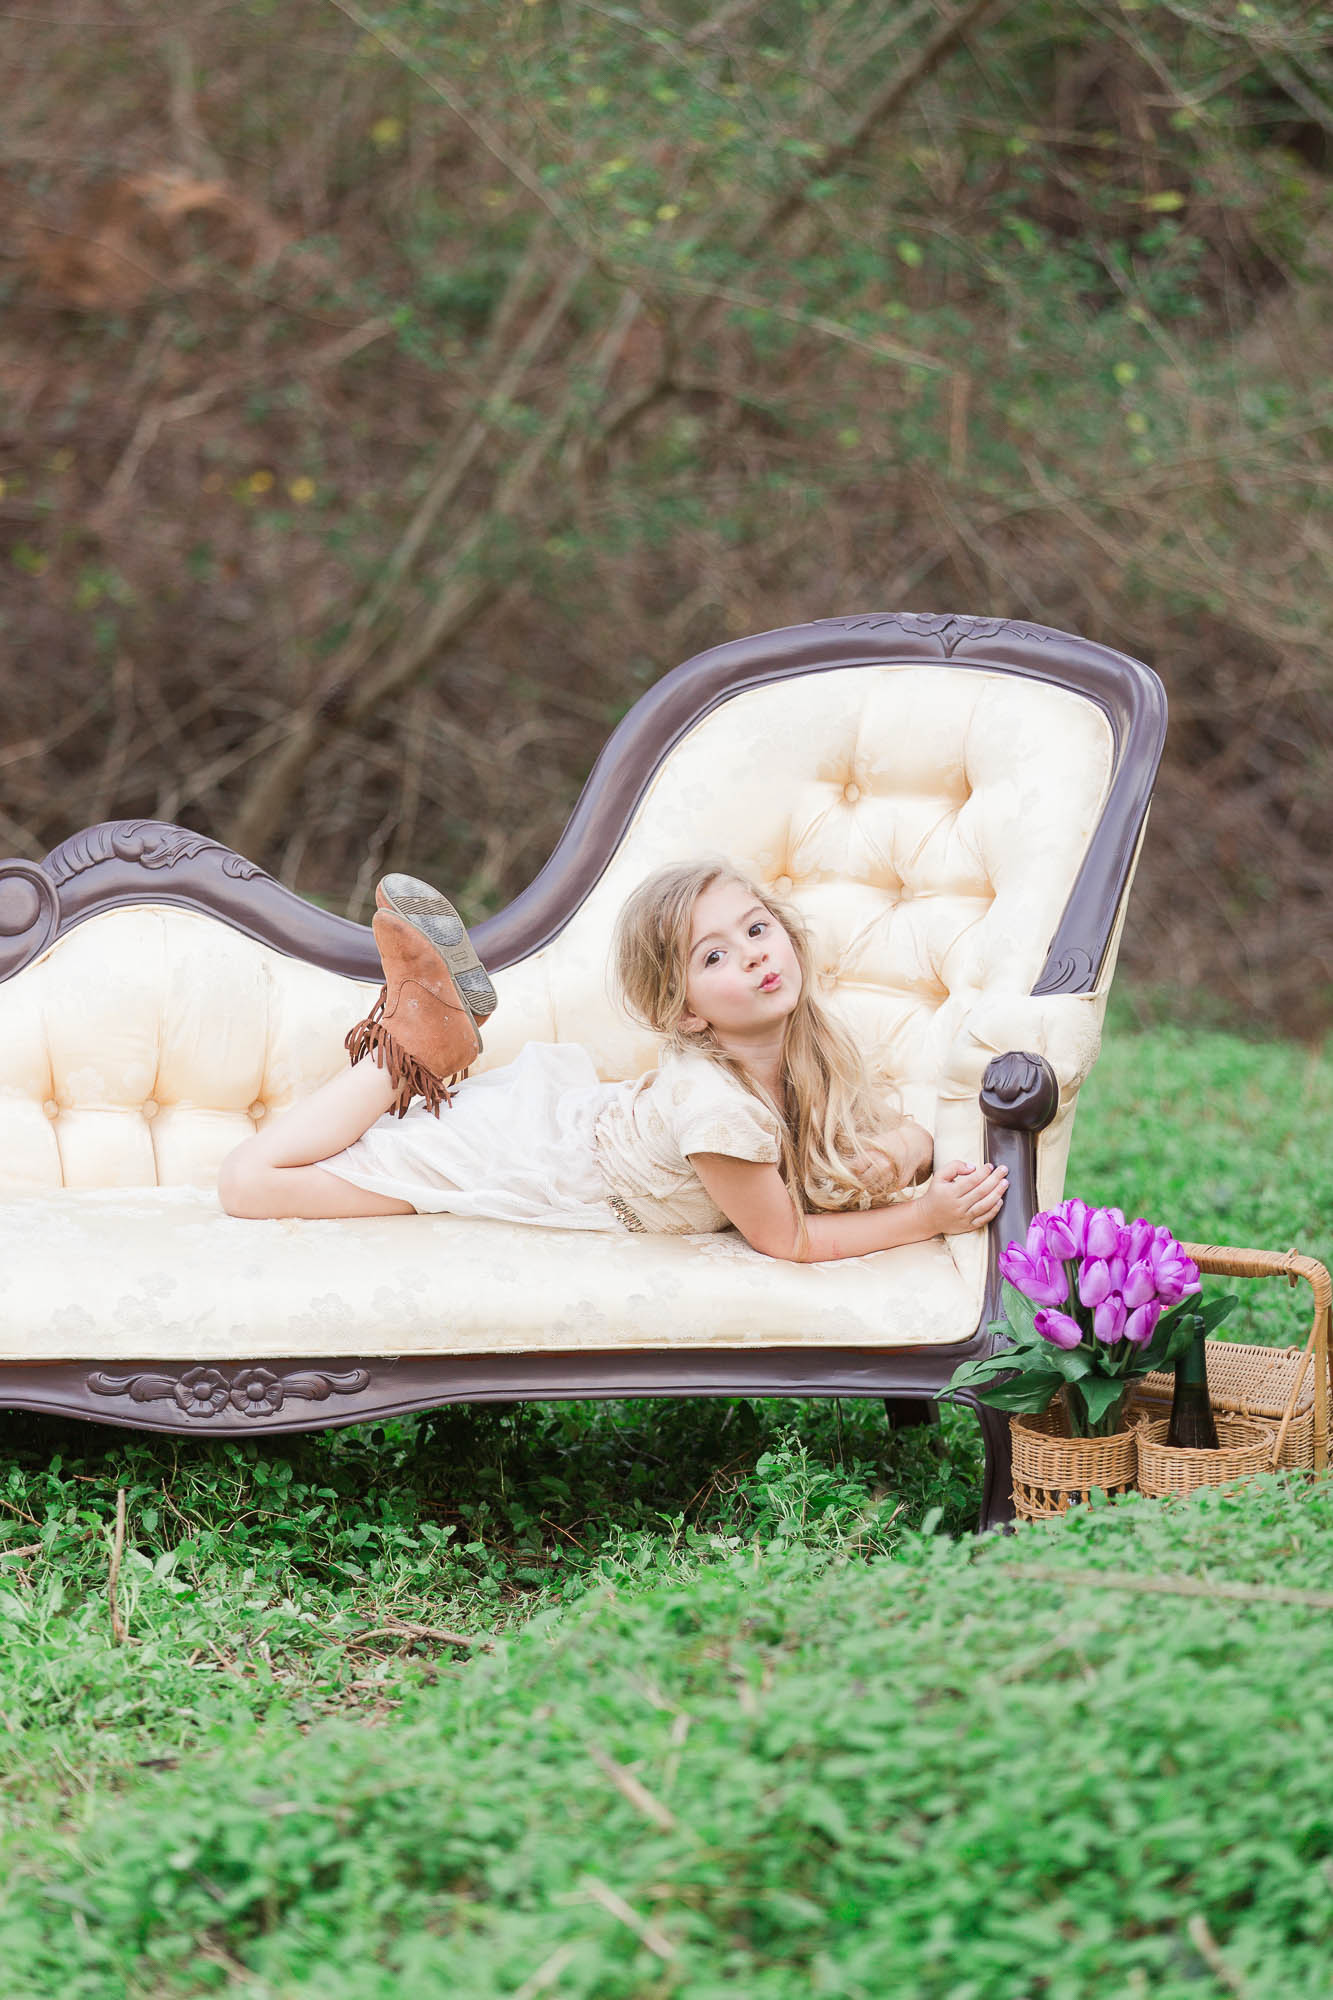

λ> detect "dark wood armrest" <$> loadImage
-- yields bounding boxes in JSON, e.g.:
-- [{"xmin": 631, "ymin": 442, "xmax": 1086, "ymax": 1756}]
[
  {"xmin": 980, "ymin": 1050, "xmax": 1059, "ymax": 1133},
  {"xmin": 977, "ymin": 1050, "xmax": 1060, "ymax": 1352}
]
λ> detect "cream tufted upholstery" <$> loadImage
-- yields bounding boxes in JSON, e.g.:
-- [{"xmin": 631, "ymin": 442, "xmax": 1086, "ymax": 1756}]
[{"xmin": 0, "ymin": 661, "xmax": 1121, "ymax": 1362}]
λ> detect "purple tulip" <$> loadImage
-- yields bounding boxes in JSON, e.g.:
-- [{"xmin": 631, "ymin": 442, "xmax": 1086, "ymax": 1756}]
[
  {"xmin": 1079, "ymin": 1259, "xmax": 1112, "ymax": 1308},
  {"xmin": 999, "ymin": 1243, "xmax": 1070, "ymax": 1307},
  {"xmin": 1043, "ymin": 1213, "xmax": 1079, "ymax": 1261},
  {"xmin": 1152, "ymin": 1250, "xmax": 1201, "ymax": 1306},
  {"xmin": 1052, "ymin": 1199, "xmax": 1092, "ymax": 1257},
  {"xmin": 1034, "ymin": 1308, "xmax": 1083, "ymax": 1350},
  {"xmin": 1124, "ymin": 1300, "xmax": 1163, "ymax": 1346},
  {"xmin": 1126, "ymin": 1218, "xmax": 1156, "ymax": 1263},
  {"xmin": 1122, "ymin": 1259, "xmax": 1158, "ymax": 1309},
  {"xmin": 1085, "ymin": 1209, "xmax": 1124, "ymax": 1260},
  {"xmin": 1093, "ymin": 1293, "xmax": 1127, "ymax": 1343}
]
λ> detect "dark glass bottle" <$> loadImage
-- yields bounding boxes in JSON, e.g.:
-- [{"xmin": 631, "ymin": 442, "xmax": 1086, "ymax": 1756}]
[{"xmin": 1167, "ymin": 1326, "xmax": 1220, "ymax": 1450}]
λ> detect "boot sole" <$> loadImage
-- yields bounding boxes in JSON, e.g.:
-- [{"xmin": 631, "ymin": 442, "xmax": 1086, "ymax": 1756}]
[{"xmin": 376, "ymin": 875, "xmax": 497, "ymax": 1022}]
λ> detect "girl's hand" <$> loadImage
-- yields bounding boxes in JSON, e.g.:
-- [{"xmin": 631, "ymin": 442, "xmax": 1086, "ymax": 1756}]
[{"xmin": 919, "ymin": 1159, "xmax": 1007, "ymax": 1235}]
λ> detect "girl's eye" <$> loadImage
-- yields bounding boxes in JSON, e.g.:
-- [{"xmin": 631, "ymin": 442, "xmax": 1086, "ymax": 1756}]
[
  {"xmin": 704, "ymin": 948, "xmax": 722, "ymax": 968},
  {"xmin": 749, "ymin": 921, "xmax": 767, "ymax": 937}
]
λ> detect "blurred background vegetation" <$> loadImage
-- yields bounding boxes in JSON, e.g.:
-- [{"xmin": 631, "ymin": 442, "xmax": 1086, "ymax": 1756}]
[{"xmin": 2, "ymin": 0, "xmax": 1330, "ymax": 1028}]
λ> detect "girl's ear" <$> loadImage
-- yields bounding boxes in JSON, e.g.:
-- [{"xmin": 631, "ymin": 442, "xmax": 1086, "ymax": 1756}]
[{"xmin": 678, "ymin": 1010, "xmax": 709, "ymax": 1036}]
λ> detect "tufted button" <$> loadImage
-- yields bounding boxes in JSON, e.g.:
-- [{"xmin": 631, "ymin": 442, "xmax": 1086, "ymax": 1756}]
[
  {"xmin": 249, "ymin": 1101, "xmax": 267, "ymax": 1121},
  {"xmin": 142, "ymin": 1100, "xmax": 158, "ymax": 1120},
  {"xmin": 843, "ymin": 782, "xmax": 861, "ymax": 804},
  {"xmin": 772, "ymin": 875, "xmax": 793, "ymax": 896},
  {"xmin": 42, "ymin": 1099, "xmax": 58, "ymax": 1120}
]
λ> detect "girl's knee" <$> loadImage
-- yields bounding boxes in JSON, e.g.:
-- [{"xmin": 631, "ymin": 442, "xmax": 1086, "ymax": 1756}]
[{"xmin": 217, "ymin": 1145, "xmax": 272, "ymax": 1219}]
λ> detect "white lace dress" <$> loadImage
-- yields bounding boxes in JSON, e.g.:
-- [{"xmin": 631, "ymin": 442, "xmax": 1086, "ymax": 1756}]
[{"xmin": 319, "ymin": 1040, "xmax": 784, "ymax": 1233}]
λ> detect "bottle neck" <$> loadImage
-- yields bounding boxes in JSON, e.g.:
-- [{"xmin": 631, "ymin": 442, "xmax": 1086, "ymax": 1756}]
[{"xmin": 1177, "ymin": 1326, "xmax": 1209, "ymax": 1387}]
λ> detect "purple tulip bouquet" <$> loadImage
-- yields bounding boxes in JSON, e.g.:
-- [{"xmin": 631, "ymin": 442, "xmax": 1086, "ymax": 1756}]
[{"xmin": 947, "ymin": 1199, "xmax": 1236, "ymax": 1436}]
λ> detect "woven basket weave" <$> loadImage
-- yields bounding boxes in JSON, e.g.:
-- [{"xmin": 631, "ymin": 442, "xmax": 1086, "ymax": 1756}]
[
  {"xmin": 1136, "ymin": 1415, "xmax": 1276, "ymax": 1499},
  {"xmin": 1010, "ymin": 1401, "xmax": 1138, "ymax": 1521},
  {"xmin": 1126, "ymin": 1244, "xmax": 1330, "ymax": 1472}
]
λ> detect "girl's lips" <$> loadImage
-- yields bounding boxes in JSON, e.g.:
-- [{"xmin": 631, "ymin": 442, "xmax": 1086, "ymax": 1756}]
[{"xmin": 759, "ymin": 973, "xmax": 781, "ymax": 991}]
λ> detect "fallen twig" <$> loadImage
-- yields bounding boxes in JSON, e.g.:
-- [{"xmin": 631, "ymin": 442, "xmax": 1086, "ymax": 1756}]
[
  {"xmin": 108, "ymin": 1488, "xmax": 128, "ymax": 1645},
  {"xmin": 510, "ymin": 1943, "xmax": 578, "ymax": 2000},
  {"xmin": 579, "ymin": 1876, "xmax": 678, "ymax": 1962},
  {"xmin": 1187, "ymin": 1913, "xmax": 1249, "ymax": 1997},
  {"xmin": 989, "ymin": 1563, "xmax": 1333, "ymax": 1611},
  {"xmin": 586, "ymin": 1743, "xmax": 678, "ymax": 1832},
  {"xmin": 345, "ymin": 1618, "xmax": 487, "ymax": 1650}
]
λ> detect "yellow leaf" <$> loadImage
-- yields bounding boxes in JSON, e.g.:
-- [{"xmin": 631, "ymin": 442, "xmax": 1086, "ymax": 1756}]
[
  {"xmin": 370, "ymin": 117, "xmax": 403, "ymax": 150},
  {"xmin": 1142, "ymin": 191, "xmax": 1185, "ymax": 212},
  {"xmin": 287, "ymin": 477, "xmax": 316, "ymax": 504},
  {"xmin": 248, "ymin": 470, "xmax": 275, "ymax": 494}
]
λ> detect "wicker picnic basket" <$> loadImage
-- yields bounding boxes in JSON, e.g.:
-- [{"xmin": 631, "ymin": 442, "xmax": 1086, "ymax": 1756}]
[
  {"xmin": 1126, "ymin": 1245, "xmax": 1330, "ymax": 1472},
  {"xmin": 1010, "ymin": 1400, "xmax": 1139, "ymax": 1521},
  {"xmin": 1135, "ymin": 1415, "xmax": 1276, "ymax": 1498}
]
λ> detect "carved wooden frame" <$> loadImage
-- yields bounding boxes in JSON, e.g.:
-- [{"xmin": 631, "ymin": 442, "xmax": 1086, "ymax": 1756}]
[{"xmin": 0, "ymin": 614, "xmax": 1166, "ymax": 1530}]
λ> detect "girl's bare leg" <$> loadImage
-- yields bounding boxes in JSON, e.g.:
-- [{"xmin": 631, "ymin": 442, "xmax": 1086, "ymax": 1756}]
[{"xmin": 218, "ymin": 1060, "xmax": 414, "ymax": 1219}]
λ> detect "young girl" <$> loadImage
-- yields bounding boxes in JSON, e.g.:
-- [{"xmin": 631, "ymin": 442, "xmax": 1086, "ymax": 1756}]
[{"xmin": 217, "ymin": 860, "xmax": 1007, "ymax": 1260}]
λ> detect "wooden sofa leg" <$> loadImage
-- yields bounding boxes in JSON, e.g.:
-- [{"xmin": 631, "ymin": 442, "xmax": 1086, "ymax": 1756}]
[
  {"xmin": 974, "ymin": 1402, "xmax": 1016, "ymax": 1532},
  {"xmin": 883, "ymin": 1397, "xmax": 939, "ymax": 1430}
]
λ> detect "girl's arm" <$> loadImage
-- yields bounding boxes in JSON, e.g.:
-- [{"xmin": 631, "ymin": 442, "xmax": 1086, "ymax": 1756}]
[{"xmin": 689, "ymin": 1153, "xmax": 1007, "ymax": 1263}]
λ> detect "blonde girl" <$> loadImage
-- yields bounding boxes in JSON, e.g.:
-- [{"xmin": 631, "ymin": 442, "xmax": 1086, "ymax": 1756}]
[{"xmin": 218, "ymin": 861, "xmax": 1006, "ymax": 1258}]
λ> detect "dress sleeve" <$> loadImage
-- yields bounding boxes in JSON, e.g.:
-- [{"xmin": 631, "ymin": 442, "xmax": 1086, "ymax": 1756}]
[{"xmin": 660, "ymin": 1057, "xmax": 783, "ymax": 1165}]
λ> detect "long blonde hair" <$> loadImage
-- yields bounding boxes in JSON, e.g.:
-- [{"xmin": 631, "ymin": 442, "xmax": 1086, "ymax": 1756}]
[{"xmin": 613, "ymin": 859, "xmax": 906, "ymax": 1226}]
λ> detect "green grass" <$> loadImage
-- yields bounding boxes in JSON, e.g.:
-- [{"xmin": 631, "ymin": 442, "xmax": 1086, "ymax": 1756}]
[{"xmin": 1, "ymin": 1013, "xmax": 1331, "ymax": 1995}]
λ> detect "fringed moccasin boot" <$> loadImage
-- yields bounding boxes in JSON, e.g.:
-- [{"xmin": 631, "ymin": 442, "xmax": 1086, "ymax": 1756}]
[
  {"xmin": 374, "ymin": 875, "xmax": 497, "ymax": 1024},
  {"xmin": 345, "ymin": 881, "xmax": 496, "ymax": 1117}
]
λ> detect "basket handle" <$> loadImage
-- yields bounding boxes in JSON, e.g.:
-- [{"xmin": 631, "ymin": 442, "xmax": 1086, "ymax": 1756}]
[{"xmin": 1180, "ymin": 1244, "xmax": 1330, "ymax": 1472}]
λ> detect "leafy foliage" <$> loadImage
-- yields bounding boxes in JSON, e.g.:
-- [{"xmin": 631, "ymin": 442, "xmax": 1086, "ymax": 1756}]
[
  {"xmin": 4, "ymin": 1479, "xmax": 1333, "ymax": 1996},
  {"xmin": 2, "ymin": 1, "xmax": 1331, "ymax": 1014}
]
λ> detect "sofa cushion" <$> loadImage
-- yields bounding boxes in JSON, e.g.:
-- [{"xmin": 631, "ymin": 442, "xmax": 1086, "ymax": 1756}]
[
  {"xmin": 0, "ymin": 661, "xmax": 1113, "ymax": 1200},
  {"xmin": 0, "ymin": 1188, "xmax": 987, "ymax": 1360}
]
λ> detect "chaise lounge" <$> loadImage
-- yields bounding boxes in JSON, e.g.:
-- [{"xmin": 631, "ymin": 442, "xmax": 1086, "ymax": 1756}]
[{"xmin": 0, "ymin": 614, "xmax": 1165, "ymax": 1527}]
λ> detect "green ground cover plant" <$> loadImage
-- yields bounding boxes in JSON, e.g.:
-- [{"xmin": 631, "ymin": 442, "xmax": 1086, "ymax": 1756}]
[{"xmin": 0, "ymin": 1014, "xmax": 1330, "ymax": 1994}]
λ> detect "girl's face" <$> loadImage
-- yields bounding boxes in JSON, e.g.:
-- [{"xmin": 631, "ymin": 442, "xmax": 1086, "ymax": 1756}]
[{"xmin": 679, "ymin": 877, "xmax": 802, "ymax": 1045}]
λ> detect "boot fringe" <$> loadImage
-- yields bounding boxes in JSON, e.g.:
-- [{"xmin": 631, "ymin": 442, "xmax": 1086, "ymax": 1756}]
[{"xmin": 345, "ymin": 997, "xmax": 460, "ymax": 1117}]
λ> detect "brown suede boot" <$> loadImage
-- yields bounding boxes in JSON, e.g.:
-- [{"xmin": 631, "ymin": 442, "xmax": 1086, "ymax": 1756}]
[
  {"xmin": 345, "ymin": 910, "xmax": 483, "ymax": 1117},
  {"xmin": 374, "ymin": 874, "xmax": 497, "ymax": 1022}
]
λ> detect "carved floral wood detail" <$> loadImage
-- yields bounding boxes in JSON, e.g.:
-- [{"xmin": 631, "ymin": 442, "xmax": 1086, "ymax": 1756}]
[
  {"xmin": 821, "ymin": 613, "xmax": 1054, "ymax": 657},
  {"xmin": 45, "ymin": 821, "xmax": 263, "ymax": 886},
  {"xmin": 979, "ymin": 1049, "xmax": 1060, "ymax": 1132},
  {"xmin": 87, "ymin": 1362, "xmax": 371, "ymax": 1419},
  {"xmin": 1032, "ymin": 947, "xmax": 1096, "ymax": 995}
]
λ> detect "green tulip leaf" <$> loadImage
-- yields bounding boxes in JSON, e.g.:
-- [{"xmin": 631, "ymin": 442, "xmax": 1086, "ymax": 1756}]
[
  {"xmin": 1071, "ymin": 1374, "xmax": 1129, "ymax": 1425},
  {"xmin": 1039, "ymin": 1342, "xmax": 1093, "ymax": 1382},
  {"xmin": 1197, "ymin": 1293, "xmax": 1238, "ymax": 1334},
  {"xmin": 1002, "ymin": 1284, "xmax": 1040, "ymax": 1345},
  {"xmin": 969, "ymin": 1373, "xmax": 1063, "ymax": 1414}
]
